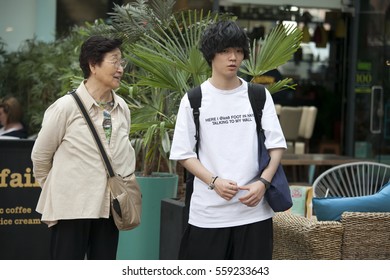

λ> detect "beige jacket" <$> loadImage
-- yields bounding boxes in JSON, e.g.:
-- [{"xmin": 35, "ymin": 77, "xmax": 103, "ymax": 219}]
[{"xmin": 32, "ymin": 81, "xmax": 136, "ymax": 226}]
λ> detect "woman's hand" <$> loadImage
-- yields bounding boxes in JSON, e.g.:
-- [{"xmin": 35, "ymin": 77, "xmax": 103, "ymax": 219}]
[{"xmin": 238, "ymin": 180, "xmax": 267, "ymax": 207}]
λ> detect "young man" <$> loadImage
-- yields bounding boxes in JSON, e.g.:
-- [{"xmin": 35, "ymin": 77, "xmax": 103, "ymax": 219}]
[{"xmin": 169, "ymin": 20, "xmax": 287, "ymax": 260}]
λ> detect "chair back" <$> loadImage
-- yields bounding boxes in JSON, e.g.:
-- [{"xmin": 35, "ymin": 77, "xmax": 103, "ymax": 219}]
[
  {"xmin": 298, "ymin": 106, "xmax": 318, "ymax": 153},
  {"xmin": 279, "ymin": 106, "xmax": 303, "ymax": 153},
  {"xmin": 298, "ymin": 106, "xmax": 318, "ymax": 139},
  {"xmin": 312, "ymin": 161, "xmax": 390, "ymax": 197},
  {"xmin": 274, "ymin": 104, "xmax": 282, "ymax": 116},
  {"xmin": 279, "ymin": 106, "xmax": 303, "ymax": 142}
]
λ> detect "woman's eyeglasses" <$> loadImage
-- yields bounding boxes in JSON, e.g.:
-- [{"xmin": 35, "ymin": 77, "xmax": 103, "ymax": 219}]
[{"xmin": 105, "ymin": 58, "xmax": 128, "ymax": 69}]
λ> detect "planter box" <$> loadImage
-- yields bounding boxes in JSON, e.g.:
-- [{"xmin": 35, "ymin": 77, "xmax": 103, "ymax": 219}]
[
  {"xmin": 159, "ymin": 198, "xmax": 187, "ymax": 259},
  {"xmin": 116, "ymin": 173, "xmax": 178, "ymax": 260}
]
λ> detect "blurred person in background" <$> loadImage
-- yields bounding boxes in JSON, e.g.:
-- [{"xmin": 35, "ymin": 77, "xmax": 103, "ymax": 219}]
[{"xmin": 0, "ymin": 96, "xmax": 28, "ymax": 139}]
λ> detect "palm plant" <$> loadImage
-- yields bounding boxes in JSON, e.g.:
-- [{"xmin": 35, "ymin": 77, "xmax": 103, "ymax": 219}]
[
  {"xmin": 109, "ymin": 0, "xmax": 302, "ymax": 176},
  {"xmin": 127, "ymin": 9, "xmax": 218, "ymax": 176},
  {"xmin": 241, "ymin": 23, "xmax": 302, "ymax": 92}
]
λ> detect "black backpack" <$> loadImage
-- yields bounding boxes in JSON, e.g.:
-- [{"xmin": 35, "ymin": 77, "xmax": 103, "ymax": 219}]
[{"xmin": 184, "ymin": 83, "xmax": 266, "ymax": 213}]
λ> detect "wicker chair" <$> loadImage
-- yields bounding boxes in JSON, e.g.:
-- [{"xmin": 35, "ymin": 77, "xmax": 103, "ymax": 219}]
[
  {"xmin": 312, "ymin": 161, "xmax": 390, "ymax": 198},
  {"xmin": 273, "ymin": 211, "xmax": 390, "ymax": 260}
]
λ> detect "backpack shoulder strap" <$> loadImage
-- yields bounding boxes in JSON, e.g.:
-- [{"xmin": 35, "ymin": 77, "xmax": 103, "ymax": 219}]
[
  {"xmin": 187, "ymin": 86, "xmax": 202, "ymax": 156},
  {"xmin": 248, "ymin": 83, "xmax": 266, "ymax": 133}
]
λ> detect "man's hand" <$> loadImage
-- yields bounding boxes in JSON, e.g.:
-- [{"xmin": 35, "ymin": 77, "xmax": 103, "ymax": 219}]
[
  {"xmin": 213, "ymin": 177, "xmax": 239, "ymax": 200},
  {"xmin": 238, "ymin": 180, "xmax": 267, "ymax": 207}
]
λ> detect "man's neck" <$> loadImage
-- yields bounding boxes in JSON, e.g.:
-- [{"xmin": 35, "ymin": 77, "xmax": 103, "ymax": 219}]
[{"xmin": 208, "ymin": 76, "xmax": 242, "ymax": 90}]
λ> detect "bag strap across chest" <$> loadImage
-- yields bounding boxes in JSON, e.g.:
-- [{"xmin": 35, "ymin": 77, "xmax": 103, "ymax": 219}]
[
  {"xmin": 247, "ymin": 83, "xmax": 266, "ymax": 134},
  {"xmin": 187, "ymin": 86, "xmax": 202, "ymax": 156},
  {"xmin": 70, "ymin": 90, "xmax": 115, "ymax": 177}
]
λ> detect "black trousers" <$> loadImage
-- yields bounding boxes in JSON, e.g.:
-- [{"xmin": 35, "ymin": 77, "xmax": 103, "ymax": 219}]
[
  {"xmin": 50, "ymin": 217, "xmax": 119, "ymax": 260},
  {"xmin": 178, "ymin": 218, "xmax": 273, "ymax": 260}
]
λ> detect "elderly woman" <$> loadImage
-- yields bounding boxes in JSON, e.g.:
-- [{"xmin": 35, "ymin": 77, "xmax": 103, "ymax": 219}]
[
  {"xmin": 31, "ymin": 36, "xmax": 136, "ymax": 260},
  {"xmin": 0, "ymin": 96, "xmax": 28, "ymax": 139}
]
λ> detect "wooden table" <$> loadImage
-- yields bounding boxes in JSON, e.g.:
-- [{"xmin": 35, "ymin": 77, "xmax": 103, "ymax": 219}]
[
  {"xmin": 281, "ymin": 153, "xmax": 361, "ymax": 184},
  {"xmin": 281, "ymin": 153, "xmax": 360, "ymax": 166}
]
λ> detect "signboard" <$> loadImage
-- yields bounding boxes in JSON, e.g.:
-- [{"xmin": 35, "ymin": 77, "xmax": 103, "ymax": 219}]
[
  {"xmin": 355, "ymin": 61, "xmax": 372, "ymax": 94},
  {"xmin": 0, "ymin": 140, "xmax": 50, "ymax": 259}
]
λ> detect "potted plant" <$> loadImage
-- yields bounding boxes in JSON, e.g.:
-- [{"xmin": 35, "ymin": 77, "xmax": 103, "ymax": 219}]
[{"xmin": 106, "ymin": 0, "xmax": 302, "ymax": 260}]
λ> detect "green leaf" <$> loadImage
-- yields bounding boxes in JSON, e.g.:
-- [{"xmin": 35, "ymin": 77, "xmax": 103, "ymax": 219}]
[{"xmin": 240, "ymin": 23, "xmax": 302, "ymax": 93}]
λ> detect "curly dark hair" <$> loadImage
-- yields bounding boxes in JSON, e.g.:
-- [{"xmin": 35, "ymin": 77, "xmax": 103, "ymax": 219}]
[
  {"xmin": 79, "ymin": 36, "xmax": 123, "ymax": 78},
  {"xmin": 200, "ymin": 20, "xmax": 250, "ymax": 66}
]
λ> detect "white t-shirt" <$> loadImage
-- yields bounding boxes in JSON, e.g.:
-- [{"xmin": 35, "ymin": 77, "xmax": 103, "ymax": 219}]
[{"xmin": 170, "ymin": 78, "xmax": 287, "ymax": 228}]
